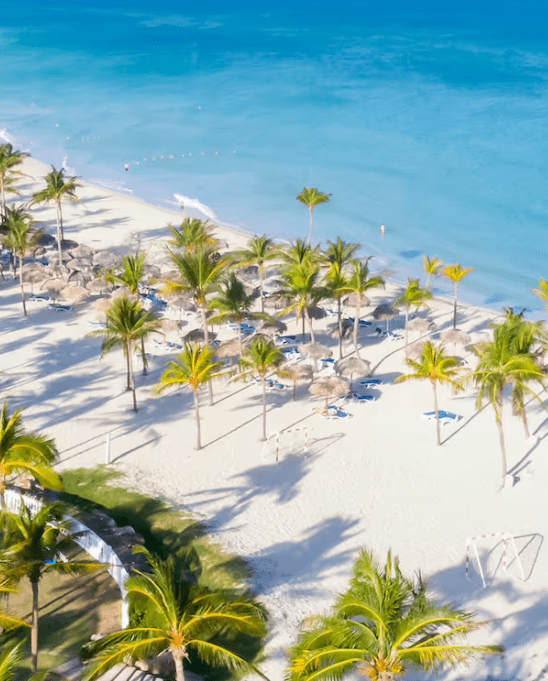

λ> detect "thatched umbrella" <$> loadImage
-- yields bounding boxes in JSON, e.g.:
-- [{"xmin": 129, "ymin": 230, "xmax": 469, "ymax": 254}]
[
  {"xmin": 408, "ymin": 318, "xmax": 436, "ymax": 334},
  {"xmin": 307, "ymin": 306, "xmax": 327, "ymax": 321},
  {"xmin": 343, "ymin": 292, "xmax": 370, "ymax": 308},
  {"xmin": 60, "ymin": 285, "xmax": 90, "ymax": 303},
  {"xmin": 87, "ymin": 278, "xmax": 113, "ymax": 294},
  {"xmin": 260, "ymin": 319, "xmax": 287, "ymax": 337},
  {"xmin": 70, "ymin": 244, "xmax": 94, "ymax": 258},
  {"xmin": 215, "ymin": 338, "xmax": 244, "ymax": 370},
  {"xmin": 110, "ymin": 286, "xmax": 137, "ymax": 301},
  {"xmin": 328, "ymin": 320, "xmax": 353, "ymax": 340},
  {"xmin": 66, "ymin": 257, "xmax": 92, "ymax": 271},
  {"xmin": 22, "ymin": 268, "xmax": 47, "ymax": 292},
  {"xmin": 93, "ymin": 251, "xmax": 122, "ymax": 268},
  {"xmin": 441, "ymin": 328, "xmax": 471, "ymax": 346},
  {"xmin": 68, "ymin": 270, "xmax": 92, "ymax": 285},
  {"xmin": 299, "ymin": 342, "xmax": 332, "ymax": 373},
  {"xmin": 406, "ymin": 341, "xmax": 426, "ymax": 361},
  {"xmin": 335, "ymin": 356, "xmax": 371, "ymax": 390},
  {"xmin": 46, "ymin": 251, "xmax": 71, "ymax": 264},
  {"xmin": 373, "ymin": 304, "xmax": 399, "ymax": 332},
  {"xmin": 33, "ymin": 246, "xmax": 46, "ymax": 257},
  {"xmin": 93, "ymin": 297, "xmax": 112, "ymax": 315},
  {"xmin": 184, "ymin": 328, "xmax": 217, "ymax": 343},
  {"xmin": 160, "ymin": 319, "xmax": 180, "ymax": 336},
  {"xmin": 309, "ymin": 376, "xmax": 350, "ymax": 411},
  {"xmin": 35, "ymin": 233, "xmax": 56, "ymax": 247},
  {"xmin": 279, "ymin": 362, "xmax": 313, "ymax": 400},
  {"xmin": 40, "ymin": 278, "xmax": 66, "ymax": 294},
  {"xmin": 59, "ymin": 239, "xmax": 79, "ymax": 251}
]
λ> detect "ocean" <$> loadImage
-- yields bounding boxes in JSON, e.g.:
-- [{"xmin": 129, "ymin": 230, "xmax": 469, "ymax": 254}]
[{"xmin": 2, "ymin": 0, "xmax": 548, "ymax": 313}]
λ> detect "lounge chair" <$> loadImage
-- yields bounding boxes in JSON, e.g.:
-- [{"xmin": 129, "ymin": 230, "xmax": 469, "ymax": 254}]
[
  {"xmin": 322, "ymin": 406, "xmax": 351, "ymax": 420},
  {"xmin": 266, "ymin": 379, "xmax": 286, "ymax": 390},
  {"xmin": 29, "ymin": 293, "xmax": 52, "ymax": 303},
  {"xmin": 282, "ymin": 348, "xmax": 300, "ymax": 360},
  {"xmin": 360, "ymin": 378, "xmax": 382, "ymax": 387},
  {"xmin": 421, "ymin": 411, "xmax": 462, "ymax": 424},
  {"xmin": 351, "ymin": 393, "xmax": 376, "ymax": 402},
  {"xmin": 87, "ymin": 320, "xmax": 107, "ymax": 329},
  {"xmin": 319, "ymin": 357, "xmax": 335, "ymax": 368},
  {"xmin": 278, "ymin": 335, "xmax": 297, "ymax": 345},
  {"xmin": 47, "ymin": 304, "xmax": 72, "ymax": 312}
]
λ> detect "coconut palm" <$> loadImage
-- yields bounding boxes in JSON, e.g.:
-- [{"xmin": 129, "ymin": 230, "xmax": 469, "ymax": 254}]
[
  {"xmin": 0, "ymin": 143, "xmax": 28, "ymax": 219},
  {"xmin": 0, "ymin": 206, "xmax": 43, "ymax": 317},
  {"xmin": 443, "ymin": 263, "xmax": 474, "ymax": 329},
  {"xmin": 0, "ymin": 501, "xmax": 103, "ymax": 671},
  {"xmin": 0, "ymin": 579, "xmax": 30, "ymax": 631},
  {"xmin": 31, "ymin": 166, "xmax": 79, "ymax": 266},
  {"xmin": 0, "ymin": 641, "xmax": 26, "ymax": 681},
  {"xmin": 339, "ymin": 260, "xmax": 385, "ymax": 358},
  {"xmin": 209, "ymin": 273, "xmax": 258, "ymax": 353},
  {"xmin": 90, "ymin": 296, "xmax": 161, "ymax": 411},
  {"xmin": 469, "ymin": 325, "xmax": 545, "ymax": 481},
  {"xmin": 168, "ymin": 218, "xmax": 218, "ymax": 252},
  {"xmin": 423, "ymin": 255, "xmax": 444, "ymax": 290},
  {"xmin": 0, "ymin": 402, "xmax": 62, "ymax": 503},
  {"xmin": 297, "ymin": 188, "xmax": 331, "ymax": 245},
  {"xmin": 532, "ymin": 277, "xmax": 548, "ymax": 321},
  {"xmin": 155, "ymin": 343, "xmax": 224, "ymax": 450},
  {"xmin": 282, "ymin": 239, "xmax": 322, "ymax": 268},
  {"xmin": 395, "ymin": 278, "xmax": 432, "ymax": 350},
  {"xmin": 324, "ymin": 237, "xmax": 360, "ymax": 269},
  {"xmin": 278, "ymin": 261, "xmax": 325, "ymax": 342},
  {"xmin": 323, "ymin": 263, "xmax": 349, "ymax": 359},
  {"xmin": 396, "ymin": 342, "xmax": 461, "ymax": 446},
  {"xmin": 287, "ymin": 548, "xmax": 502, "ymax": 681},
  {"xmin": 83, "ymin": 547, "xmax": 267, "ymax": 681},
  {"xmin": 231, "ymin": 235, "xmax": 281, "ymax": 313},
  {"xmin": 238, "ymin": 338, "xmax": 285, "ymax": 441}
]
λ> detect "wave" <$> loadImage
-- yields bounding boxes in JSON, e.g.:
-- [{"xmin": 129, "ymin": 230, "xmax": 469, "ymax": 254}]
[
  {"xmin": 88, "ymin": 178, "xmax": 134, "ymax": 196},
  {"xmin": 62, "ymin": 155, "xmax": 77, "ymax": 176},
  {"xmin": 173, "ymin": 193, "xmax": 218, "ymax": 221}
]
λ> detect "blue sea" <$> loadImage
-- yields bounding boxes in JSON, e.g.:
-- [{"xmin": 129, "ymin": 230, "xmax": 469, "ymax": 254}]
[{"xmin": 2, "ymin": 0, "xmax": 548, "ymax": 313}]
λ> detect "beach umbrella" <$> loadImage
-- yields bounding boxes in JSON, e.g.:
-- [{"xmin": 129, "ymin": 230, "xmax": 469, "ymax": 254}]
[
  {"xmin": 93, "ymin": 297, "xmax": 112, "ymax": 315},
  {"xmin": 184, "ymin": 328, "xmax": 217, "ymax": 343},
  {"xmin": 46, "ymin": 251, "xmax": 71, "ymax": 263},
  {"xmin": 441, "ymin": 328, "xmax": 471, "ymax": 346},
  {"xmin": 86, "ymin": 278, "xmax": 113, "ymax": 294},
  {"xmin": 335, "ymin": 356, "xmax": 371, "ymax": 390},
  {"xmin": 69, "ymin": 244, "xmax": 94, "ymax": 258},
  {"xmin": 406, "ymin": 341, "xmax": 426, "ymax": 361},
  {"xmin": 59, "ymin": 239, "xmax": 79, "ymax": 251},
  {"xmin": 60, "ymin": 285, "xmax": 90, "ymax": 302},
  {"xmin": 260, "ymin": 319, "xmax": 287, "ymax": 336},
  {"xmin": 408, "ymin": 317, "xmax": 437, "ymax": 334},
  {"xmin": 145, "ymin": 264, "xmax": 162, "ymax": 279},
  {"xmin": 110, "ymin": 286, "xmax": 137, "ymax": 301},
  {"xmin": 343, "ymin": 292, "xmax": 370, "ymax": 308},
  {"xmin": 93, "ymin": 251, "xmax": 122, "ymax": 268},
  {"xmin": 278, "ymin": 362, "xmax": 313, "ymax": 400},
  {"xmin": 66, "ymin": 257, "xmax": 92, "ymax": 271},
  {"xmin": 309, "ymin": 376, "xmax": 349, "ymax": 411},
  {"xmin": 215, "ymin": 339, "xmax": 245, "ymax": 370},
  {"xmin": 22, "ymin": 268, "xmax": 47, "ymax": 292},
  {"xmin": 33, "ymin": 246, "xmax": 46, "ymax": 257},
  {"xmin": 307, "ymin": 306, "xmax": 327, "ymax": 320},
  {"xmin": 373, "ymin": 304, "xmax": 399, "ymax": 332},
  {"xmin": 35, "ymin": 233, "xmax": 56, "ymax": 247},
  {"xmin": 328, "ymin": 319, "xmax": 353, "ymax": 340},
  {"xmin": 299, "ymin": 342, "xmax": 332, "ymax": 372},
  {"xmin": 40, "ymin": 278, "xmax": 66, "ymax": 294}
]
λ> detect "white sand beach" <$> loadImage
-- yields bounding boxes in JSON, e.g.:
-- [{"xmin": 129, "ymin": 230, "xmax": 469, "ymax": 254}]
[{"xmin": 2, "ymin": 157, "xmax": 548, "ymax": 681}]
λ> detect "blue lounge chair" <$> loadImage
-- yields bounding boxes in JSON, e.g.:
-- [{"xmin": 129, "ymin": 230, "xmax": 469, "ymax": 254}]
[
  {"xmin": 48, "ymin": 304, "xmax": 71, "ymax": 312},
  {"xmin": 422, "ymin": 411, "xmax": 462, "ymax": 424},
  {"xmin": 320, "ymin": 357, "xmax": 335, "ymax": 368},
  {"xmin": 266, "ymin": 379, "xmax": 286, "ymax": 390},
  {"xmin": 360, "ymin": 379, "xmax": 382, "ymax": 387},
  {"xmin": 352, "ymin": 393, "xmax": 376, "ymax": 402},
  {"xmin": 30, "ymin": 294, "xmax": 52, "ymax": 303},
  {"xmin": 323, "ymin": 406, "xmax": 350, "ymax": 419}
]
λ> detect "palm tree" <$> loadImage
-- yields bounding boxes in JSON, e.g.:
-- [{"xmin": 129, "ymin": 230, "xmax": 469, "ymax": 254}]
[
  {"xmin": 339, "ymin": 259, "xmax": 385, "ymax": 358},
  {"xmin": 83, "ymin": 547, "xmax": 267, "ymax": 681},
  {"xmin": 469, "ymin": 325, "xmax": 545, "ymax": 481},
  {"xmin": 0, "ymin": 641, "xmax": 26, "ymax": 681},
  {"xmin": 532, "ymin": 277, "xmax": 548, "ymax": 321},
  {"xmin": 31, "ymin": 166, "xmax": 79, "ymax": 266},
  {"xmin": 325, "ymin": 237, "xmax": 360, "ymax": 269},
  {"xmin": 238, "ymin": 338, "xmax": 285, "ymax": 441},
  {"xmin": 288, "ymin": 548, "xmax": 502, "ymax": 681},
  {"xmin": 395, "ymin": 278, "xmax": 432, "ymax": 350},
  {"xmin": 396, "ymin": 342, "xmax": 461, "ymax": 446},
  {"xmin": 155, "ymin": 343, "xmax": 224, "ymax": 450},
  {"xmin": 0, "ymin": 143, "xmax": 28, "ymax": 219},
  {"xmin": 231, "ymin": 235, "xmax": 281, "ymax": 313},
  {"xmin": 0, "ymin": 401, "xmax": 62, "ymax": 503},
  {"xmin": 443, "ymin": 263, "xmax": 474, "ymax": 329},
  {"xmin": 278, "ymin": 261, "xmax": 325, "ymax": 342},
  {"xmin": 0, "ymin": 502, "xmax": 103, "ymax": 672},
  {"xmin": 423, "ymin": 255, "xmax": 444, "ymax": 290},
  {"xmin": 0, "ymin": 579, "xmax": 31, "ymax": 631},
  {"xmin": 0, "ymin": 206, "xmax": 43, "ymax": 317},
  {"xmin": 209, "ymin": 273, "xmax": 258, "ymax": 353},
  {"xmin": 282, "ymin": 239, "xmax": 322, "ymax": 268},
  {"xmin": 103, "ymin": 252, "xmax": 150, "ymax": 374},
  {"xmin": 168, "ymin": 218, "xmax": 218, "ymax": 252},
  {"xmin": 90, "ymin": 296, "xmax": 161, "ymax": 411},
  {"xmin": 297, "ymin": 188, "xmax": 331, "ymax": 245},
  {"xmin": 323, "ymin": 263, "xmax": 349, "ymax": 359}
]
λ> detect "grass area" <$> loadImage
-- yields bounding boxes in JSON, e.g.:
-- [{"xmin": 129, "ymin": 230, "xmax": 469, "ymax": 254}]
[
  {"xmin": 60, "ymin": 465, "xmax": 251, "ymax": 591},
  {"xmin": 4, "ymin": 466, "xmax": 262, "ymax": 681}
]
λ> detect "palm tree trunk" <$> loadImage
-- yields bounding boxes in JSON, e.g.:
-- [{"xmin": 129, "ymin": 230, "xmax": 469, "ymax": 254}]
[
  {"xmin": 140, "ymin": 337, "xmax": 148, "ymax": 375},
  {"xmin": 0, "ymin": 177, "xmax": 5, "ymax": 219},
  {"xmin": 171, "ymin": 651, "xmax": 186, "ymax": 681},
  {"xmin": 495, "ymin": 406, "xmax": 508, "ymax": 480},
  {"xmin": 426, "ymin": 271, "xmax": 431, "ymax": 290},
  {"xmin": 128, "ymin": 345, "xmax": 137, "ymax": 411},
  {"xmin": 18, "ymin": 254, "xmax": 27, "ymax": 317},
  {"xmin": 301, "ymin": 311, "xmax": 305, "ymax": 339},
  {"xmin": 306, "ymin": 308, "xmax": 315, "ymax": 344},
  {"xmin": 453, "ymin": 282, "xmax": 458, "ymax": 329},
  {"xmin": 353, "ymin": 302, "xmax": 361, "ymax": 358},
  {"xmin": 55, "ymin": 202, "xmax": 64, "ymax": 273},
  {"xmin": 337, "ymin": 297, "xmax": 343, "ymax": 359},
  {"xmin": 200, "ymin": 304, "xmax": 214, "ymax": 406},
  {"xmin": 261, "ymin": 377, "xmax": 267, "ymax": 441},
  {"xmin": 307, "ymin": 206, "xmax": 314, "ymax": 245},
  {"xmin": 56, "ymin": 200, "xmax": 64, "ymax": 241},
  {"xmin": 193, "ymin": 390, "xmax": 201, "ymax": 450},
  {"xmin": 124, "ymin": 343, "xmax": 132, "ymax": 391},
  {"xmin": 404, "ymin": 307, "xmax": 409, "ymax": 349},
  {"xmin": 433, "ymin": 381, "xmax": 441, "ymax": 446},
  {"xmin": 521, "ymin": 408, "xmax": 531, "ymax": 439},
  {"xmin": 31, "ymin": 579, "xmax": 39, "ymax": 672},
  {"xmin": 259, "ymin": 268, "xmax": 265, "ymax": 314}
]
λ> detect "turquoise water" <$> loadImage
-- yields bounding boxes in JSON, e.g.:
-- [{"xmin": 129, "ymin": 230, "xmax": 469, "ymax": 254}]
[{"xmin": 2, "ymin": 1, "xmax": 548, "ymax": 312}]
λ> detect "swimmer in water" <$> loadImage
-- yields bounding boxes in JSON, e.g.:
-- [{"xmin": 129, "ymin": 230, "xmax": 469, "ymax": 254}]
[
  {"xmin": 381, "ymin": 224, "xmax": 385, "ymax": 238},
  {"xmin": 124, "ymin": 164, "xmax": 129, "ymax": 172}
]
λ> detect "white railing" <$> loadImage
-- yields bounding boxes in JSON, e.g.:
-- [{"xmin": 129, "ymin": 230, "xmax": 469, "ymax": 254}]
[{"xmin": 2, "ymin": 488, "xmax": 131, "ymax": 627}]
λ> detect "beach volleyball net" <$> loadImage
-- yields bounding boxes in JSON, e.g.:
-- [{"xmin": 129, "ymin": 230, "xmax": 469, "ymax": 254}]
[
  {"xmin": 260, "ymin": 427, "xmax": 310, "ymax": 463},
  {"xmin": 465, "ymin": 532, "xmax": 525, "ymax": 588}
]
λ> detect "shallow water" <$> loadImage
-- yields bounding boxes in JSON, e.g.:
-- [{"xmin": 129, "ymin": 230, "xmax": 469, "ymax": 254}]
[{"xmin": 2, "ymin": 1, "xmax": 548, "ymax": 312}]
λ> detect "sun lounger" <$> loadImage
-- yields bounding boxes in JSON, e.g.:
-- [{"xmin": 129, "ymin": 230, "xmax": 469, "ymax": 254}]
[
  {"xmin": 282, "ymin": 348, "xmax": 300, "ymax": 360},
  {"xmin": 351, "ymin": 393, "xmax": 377, "ymax": 402},
  {"xmin": 30, "ymin": 294, "xmax": 52, "ymax": 303},
  {"xmin": 322, "ymin": 406, "xmax": 351, "ymax": 420},
  {"xmin": 320, "ymin": 358, "xmax": 335, "ymax": 368},
  {"xmin": 278, "ymin": 335, "xmax": 297, "ymax": 345},
  {"xmin": 359, "ymin": 379, "xmax": 382, "ymax": 387},
  {"xmin": 422, "ymin": 411, "xmax": 462, "ymax": 424},
  {"xmin": 48, "ymin": 304, "xmax": 72, "ymax": 312},
  {"xmin": 87, "ymin": 320, "xmax": 107, "ymax": 329},
  {"xmin": 266, "ymin": 379, "xmax": 286, "ymax": 390}
]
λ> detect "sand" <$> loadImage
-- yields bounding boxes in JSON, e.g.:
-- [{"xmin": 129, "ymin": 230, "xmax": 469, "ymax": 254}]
[{"xmin": 1, "ymin": 157, "xmax": 548, "ymax": 681}]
